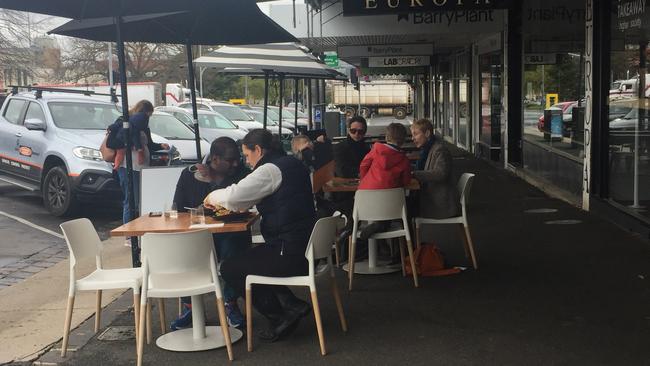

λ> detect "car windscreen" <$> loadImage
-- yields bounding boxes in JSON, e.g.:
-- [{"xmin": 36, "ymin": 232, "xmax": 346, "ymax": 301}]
[
  {"xmin": 48, "ymin": 102, "xmax": 121, "ymax": 129},
  {"xmin": 149, "ymin": 114, "xmax": 196, "ymax": 139},
  {"xmin": 198, "ymin": 113, "xmax": 237, "ymax": 129},
  {"xmin": 213, "ymin": 105, "xmax": 254, "ymax": 121}
]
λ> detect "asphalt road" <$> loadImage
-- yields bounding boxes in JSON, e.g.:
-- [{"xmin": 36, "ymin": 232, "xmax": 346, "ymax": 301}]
[{"xmin": 0, "ymin": 181, "xmax": 122, "ymax": 282}]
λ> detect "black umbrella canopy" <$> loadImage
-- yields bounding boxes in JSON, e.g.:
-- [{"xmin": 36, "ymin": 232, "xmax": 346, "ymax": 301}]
[
  {"xmin": 48, "ymin": 5, "xmax": 297, "ymax": 45},
  {"xmin": 0, "ymin": 0, "xmax": 190, "ymax": 19}
]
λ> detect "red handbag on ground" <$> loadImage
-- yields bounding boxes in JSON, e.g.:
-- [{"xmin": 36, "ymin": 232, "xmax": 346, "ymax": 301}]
[{"xmin": 405, "ymin": 243, "xmax": 461, "ymax": 277}]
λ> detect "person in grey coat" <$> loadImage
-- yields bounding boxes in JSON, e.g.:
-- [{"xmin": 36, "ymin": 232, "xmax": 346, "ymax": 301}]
[{"xmin": 410, "ymin": 119, "xmax": 460, "ymax": 219}]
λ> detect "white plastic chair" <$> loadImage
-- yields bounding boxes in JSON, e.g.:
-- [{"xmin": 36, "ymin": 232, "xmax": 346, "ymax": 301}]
[
  {"xmin": 59, "ymin": 218, "xmax": 143, "ymax": 358},
  {"xmin": 137, "ymin": 229, "xmax": 233, "ymax": 366},
  {"xmin": 332, "ymin": 211, "xmax": 347, "ymax": 267},
  {"xmin": 245, "ymin": 216, "xmax": 348, "ymax": 356},
  {"xmin": 348, "ymin": 188, "xmax": 419, "ymax": 290},
  {"xmin": 413, "ymin": 173, "xmax": 478, "ymax": 269}
]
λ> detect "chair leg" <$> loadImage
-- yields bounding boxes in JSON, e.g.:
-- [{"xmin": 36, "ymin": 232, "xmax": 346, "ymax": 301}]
[
  {"xmin": 158, "ymin": 299, "xmax": 166, "ymax": 335},
  {"xmin": 146, "ymin": 301, "xmax": 152, "ymax": 344},
  {"xmin": 245, "ymin": 289, "xmax": 253, "ymax": 352},
  {"xmin": 310, "ymin": 290, "xmax": 327, "ymax": 356},
  {"xmin": 334, "ymin": 240, "xmax": 340, "ymax": 267},
  {"xmin": 348, "ymin": 238, "xmax": 357, "ymax": 291},
  {"xmin": 399, "ymin": 238, "xmax": 406, "ymax": 277},
  {"xmin": 330, "ymin": 277, "xmax": 348, "ymax": 332},
  {"xmin": 133, "ymin": 293, "xmax": 141, "ymax": 353},
  {"xmin": 457, "ymin": 224, "xmax": 470, "ymax": 258},
  {"xmin": 137, "ymin": 299, "xmax": 147, "ymax": 366},
  {"xmin": 216, "ymin": 297, "xmax": 234, "ymax": 361},
  {"xmin": 61, "ymin": 295, "xmax": 75, "ymax": 357},
  {"xmin": 414, "ymin": 222, "xmax": 421, "ymax": 248},
  {"xmin": 94, "ymin": 290, "xmax": 102, "ymax": 333},
  {"xmin": 463, "ymin": 224, "xmax": 478, "ymax": 270},
  {"xmin": 405, "ymin": 239, "xmax": 419, "ymax": 288}
]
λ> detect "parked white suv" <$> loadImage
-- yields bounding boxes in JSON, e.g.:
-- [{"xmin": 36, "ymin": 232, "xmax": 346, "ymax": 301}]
[{"xmin": 0, "ymin": 89, "xmax": 176, "ymax": 216}]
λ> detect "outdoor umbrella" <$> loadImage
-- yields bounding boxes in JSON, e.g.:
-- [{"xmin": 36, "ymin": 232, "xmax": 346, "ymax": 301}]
[
  {"xmin": 194, "ymin": 43, "xmax": 346, "ymax": 131},
  {"xmin": 0, "ymin": 0, "xmax": 295, "ymax": 266}
]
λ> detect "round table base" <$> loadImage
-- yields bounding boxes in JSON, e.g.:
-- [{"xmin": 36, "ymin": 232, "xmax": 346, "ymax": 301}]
[
  {"xmin": 343, "ymin": 261, "xmax": 402, "ymax": 275},
  {"xmin": 156, "ymin": 326, "xmax": 243, "ymax": 352}
]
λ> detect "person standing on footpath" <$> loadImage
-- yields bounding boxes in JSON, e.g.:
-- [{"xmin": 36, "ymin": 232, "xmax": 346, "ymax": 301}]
[
  {"xmin": 115, "ymin": 100, "xmax": 169, "ymax": 246},
  {"xmin": 204, "ymin": 129, "xmax": 316, "ymax": 342}
]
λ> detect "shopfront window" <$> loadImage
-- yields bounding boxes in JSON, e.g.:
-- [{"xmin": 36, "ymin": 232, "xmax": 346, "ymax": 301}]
[
  {"xmin": 608, "ymin": 7, "xmax": 650, "ymax": 219},
  {"xmin": 479, "ymin": 52, "xmax": 502, "ymax": 148}
]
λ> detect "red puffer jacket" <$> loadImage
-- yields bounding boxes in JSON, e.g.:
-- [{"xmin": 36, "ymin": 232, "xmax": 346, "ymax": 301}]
[{"xmin": 359, "ymin": 143, "xmax": 411, "ymax": 190}]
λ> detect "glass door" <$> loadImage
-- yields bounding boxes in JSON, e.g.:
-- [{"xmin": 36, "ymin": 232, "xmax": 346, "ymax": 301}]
[{"xmin": 479, "ymin": 51, "xmax": 503, "ymax": 160}]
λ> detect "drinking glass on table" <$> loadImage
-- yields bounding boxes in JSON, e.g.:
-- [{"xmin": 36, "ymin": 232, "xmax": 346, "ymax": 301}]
[
  {"xmin": 189, "ymin": 206, "xmax": 205, "ymax": 225},
  {"xmin": 167, "ymin": 202, "xmax": 178, "ymax": 219}
]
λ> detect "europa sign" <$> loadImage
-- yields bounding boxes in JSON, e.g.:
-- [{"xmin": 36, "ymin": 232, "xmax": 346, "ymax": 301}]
[
  {"xmin": 343, "ymin": 0, "xmax": 508, "ymax": 15},
  {"xmin": 369, "ymin": 56, "xmax": 430, "ymax": 67}
]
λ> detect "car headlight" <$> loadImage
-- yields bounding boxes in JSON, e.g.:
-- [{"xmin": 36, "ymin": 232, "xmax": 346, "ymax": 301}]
[{"xmin": 73, "ymin": 147, "xmax": 103, "ymax": 161}]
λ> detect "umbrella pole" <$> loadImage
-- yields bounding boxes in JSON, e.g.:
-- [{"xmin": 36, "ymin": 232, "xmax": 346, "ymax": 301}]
[
  {"xmin": 115, "ymin": 16, "xmax": 139, "ymax": 267},
  {"xmin": 307, "ymin": 79, "xmax": 313, "ymax": 130},
  {"xmin": 186, "ymin": 43, "xmax": 202, "ymax": 159},
  {"xmin": 263, "ymin": 73, "xmax": 269, "ymax": 130},
  {"xmin": 294, "ymin": 78, "xmax": 299, "ymax": 133},
  {"xmin": 279, "ymin": 75, "xmax": 284, "ymax": 134}
]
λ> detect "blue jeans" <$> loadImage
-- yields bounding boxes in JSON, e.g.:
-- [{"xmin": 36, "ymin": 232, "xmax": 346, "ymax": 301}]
[{"xmin": 117, "ymin": 167, "xmax": 141, "ymax": 224}]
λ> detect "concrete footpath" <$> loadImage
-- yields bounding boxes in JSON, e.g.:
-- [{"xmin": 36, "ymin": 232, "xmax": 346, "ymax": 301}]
[
  {"xmin": 0, "ymin": 238, "xmax": 131, "ymax": 364},
  {"xmin": 12, "ymin": 147, "xmax": 650, "ymax": 365}
]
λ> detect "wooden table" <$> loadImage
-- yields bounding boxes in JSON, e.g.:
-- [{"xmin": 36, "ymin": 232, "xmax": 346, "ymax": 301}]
[
  {"xmin": 110, "ymin": 212, "xmax": 257, "ymax": 352},
  {"xmin": 322, "ymin": 177, "xmax": 420, "ymax": 192},
  {"xmin": 110, "ymin": 212, "xmax": 258, "ymax": 237}
]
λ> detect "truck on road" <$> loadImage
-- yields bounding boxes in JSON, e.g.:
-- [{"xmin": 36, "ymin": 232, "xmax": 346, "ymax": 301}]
[{"xmin": 331, "ymin": 80, "xmax": 413, "ymax": 120}]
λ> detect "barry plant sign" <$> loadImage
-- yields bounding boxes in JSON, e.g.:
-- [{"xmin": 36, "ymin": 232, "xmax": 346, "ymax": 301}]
[{"xmin": 343, "ymin": 0, "xmax": 508, "ymax": 15}]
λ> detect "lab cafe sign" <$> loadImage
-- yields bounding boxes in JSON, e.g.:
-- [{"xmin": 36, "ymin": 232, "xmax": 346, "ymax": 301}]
[
  {"xmin": 343, "ymin": 0, "xmax": 509, "ymax": 15},
  {"xmin": 369, "ymin": 56, "xmax": 430, "ymax": 67}
]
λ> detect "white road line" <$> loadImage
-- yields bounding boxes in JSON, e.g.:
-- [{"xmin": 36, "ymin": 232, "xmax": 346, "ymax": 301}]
[{"xmin": 0, "ymin": 210, "xmax": 64, "ymax": 239}]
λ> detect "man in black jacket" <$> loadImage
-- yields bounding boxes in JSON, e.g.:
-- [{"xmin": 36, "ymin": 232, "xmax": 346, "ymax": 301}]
[
  {"xmin": 171, "ymin": 137, "xmax": 251, "ymax": 330},
  {"xmin": 333, "ymin": 116, "xmax": 370, "ymax": 178}
]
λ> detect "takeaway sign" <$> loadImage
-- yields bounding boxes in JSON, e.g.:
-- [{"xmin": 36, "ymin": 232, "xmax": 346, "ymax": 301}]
[
  {"xmin": 343, "ymin": 0, "xmax": 509, "ymax": 15},
  {"xmin": 369, "ymin": 56, "xmax": 431, "ymax": 67}
]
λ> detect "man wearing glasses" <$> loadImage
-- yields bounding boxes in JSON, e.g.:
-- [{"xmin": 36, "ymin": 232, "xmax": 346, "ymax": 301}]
[{"xmin": 333, "ymin": 116, "xmax": 370, "ymax": 179}]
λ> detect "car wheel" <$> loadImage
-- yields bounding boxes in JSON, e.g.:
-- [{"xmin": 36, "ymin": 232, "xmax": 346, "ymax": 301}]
[{"xmin": 43, "ymin": 166, "xmax": 77, "ymax": 216}]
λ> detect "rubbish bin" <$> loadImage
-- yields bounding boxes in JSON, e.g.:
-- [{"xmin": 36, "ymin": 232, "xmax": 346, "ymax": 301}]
[{"xmin": 543, "ymin": 108, "xmax": 563, "ymax": 141}]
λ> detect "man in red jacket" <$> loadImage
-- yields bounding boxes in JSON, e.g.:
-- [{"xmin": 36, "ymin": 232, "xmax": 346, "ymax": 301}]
[{"xmin": 359, "ymin": 123, "xmax": 411, "ymax": 189}]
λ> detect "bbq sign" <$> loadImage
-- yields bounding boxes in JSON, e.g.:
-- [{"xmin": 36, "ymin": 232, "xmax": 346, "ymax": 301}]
[{"xmin": 343, "ymin": 0, "xmax": 508, "ymax": 15}]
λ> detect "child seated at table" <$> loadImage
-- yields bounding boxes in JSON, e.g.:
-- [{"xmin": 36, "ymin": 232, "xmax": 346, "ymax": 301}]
[{"xmin": 357, "ymin": 123, "xmax": 411, "ymax": 240}]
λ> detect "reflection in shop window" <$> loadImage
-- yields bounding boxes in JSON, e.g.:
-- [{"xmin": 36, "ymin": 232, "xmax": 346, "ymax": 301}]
[
  {"xmin": 608, "ymin": 21, "xmax": 650, "ymax": 219},
  {"xmin": 522, "ymin": 53, "xmax": 586, "ymax": 158}
]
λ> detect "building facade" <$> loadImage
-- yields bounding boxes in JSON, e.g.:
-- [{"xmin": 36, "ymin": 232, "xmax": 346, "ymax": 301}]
[{"xmin": 270, "ymin": 0, "xmax": 650, "ymax": 238}]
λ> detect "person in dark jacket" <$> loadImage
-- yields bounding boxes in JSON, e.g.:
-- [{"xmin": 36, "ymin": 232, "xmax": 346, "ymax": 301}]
[
  {"xmin": 333, "ymin": 116, "xmax": 370, "ymax": 178},
  {"xmin": 204, "ymin": 129, "xmax": 316, "ymax": 342},
  {"xmin": 170, "ymin": 137, "xmax": 250, "ymax": 330},
  {"xmin": 410, "ymin": 118, "xmax": 460, "ymax": 219},
  {"xmin": 115, "ymin": 100, "xmax": 169, "ymax": 227}
]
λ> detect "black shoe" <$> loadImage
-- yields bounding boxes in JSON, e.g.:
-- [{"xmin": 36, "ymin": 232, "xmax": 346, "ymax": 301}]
[
  {"xmin": 257, "ymin": 312, "xmax": 302, "ymax": 342},
  {"xmin": 276, "ymin": 291, "xmax": 311, "ymax": 318}
]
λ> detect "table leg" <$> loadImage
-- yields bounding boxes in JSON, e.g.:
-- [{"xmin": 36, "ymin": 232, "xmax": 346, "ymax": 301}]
[
  {"xmin": 155, "ymin": 295, "xmax": 243, "ymax": 352},
  {"xmin": 343, "ymin": 238, "xmax": 401, "ymax": 275}
]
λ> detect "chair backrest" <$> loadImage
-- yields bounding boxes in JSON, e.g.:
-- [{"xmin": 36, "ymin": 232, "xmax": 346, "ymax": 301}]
[
  {"xmin": 457, "ymin": 173, "xmax": 475, "ymax": 212},
  {"xmin": 353, "ymin": 188, "xmax": 406, "ymax": 222},
  {"xmin": 140, "ymin": 230, "xmax": 215, "ymax": 275},
  {"xmin": 305, "ymin": 216, "xmax": 343, "ymax": 275},
  {"xmin": 60, "ymin": 218, "xmax": 102, "ymax": 268}
]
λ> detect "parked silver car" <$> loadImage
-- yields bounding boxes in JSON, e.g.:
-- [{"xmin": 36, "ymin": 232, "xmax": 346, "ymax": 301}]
[
  {"xmin": 148, "ymin": 111, "xmax": 210, "ymax": 163},
  {"xmin": 0, "ymin": 90, "xmax": 175, "ymax": 216},
  {"xmin": 155, "ymin": 106, "xmax": 246, "ymax": 143}
]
